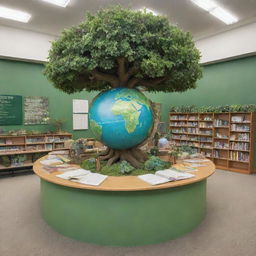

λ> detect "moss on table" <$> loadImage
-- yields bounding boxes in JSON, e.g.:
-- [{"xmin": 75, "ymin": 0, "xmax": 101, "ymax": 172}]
[{"xmin": 80, "ymin": 157, "xmax": 171, "ymax": 176}]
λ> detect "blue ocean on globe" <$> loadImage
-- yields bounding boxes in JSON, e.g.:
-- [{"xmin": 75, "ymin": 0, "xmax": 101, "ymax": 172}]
[{"xmin": 89, "ymin": 88, "xmax": 153, "ymax": 149}]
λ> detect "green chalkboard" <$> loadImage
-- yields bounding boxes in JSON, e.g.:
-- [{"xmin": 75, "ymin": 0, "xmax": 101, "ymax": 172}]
[{"xmin": 0, "ymin": 95, "xmax": 22, "ymax": 125}]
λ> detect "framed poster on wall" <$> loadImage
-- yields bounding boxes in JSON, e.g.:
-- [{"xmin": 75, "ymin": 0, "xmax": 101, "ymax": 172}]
[
  {"xmin": 73, "ymin": 114, "xmax": 88, "ymax": 130},
  {"xmin": 72, "ymin": 99, "xmax": 89, "ymax": 130},
  {"xmin": 0, "ymin": 95, "xmax": 22, "ymax": 125},
  {"xmin": 24, "ymin": 96, "xmax": 49, "ymax": 125}
]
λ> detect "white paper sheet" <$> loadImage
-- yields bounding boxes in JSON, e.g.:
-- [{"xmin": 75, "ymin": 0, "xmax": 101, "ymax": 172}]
[
  {"xmin": 72, "ymin": 99, "xmax": 88, "ymax": 113},
  {"xmin": 40, "ymin": 159, "xmax": 63, "ymax": 166},
  {"xmin": 73, "ymin": 114, "xmax": 88, "ymax": 130},
  {"xmin": 155, "ymin": 169, "xmax": 195, "ymax": 181},
  {"xmin": 56, "ymin": 169, "xmax": 91, "ymax": 180},
  {"xmin": 183, "ymin": 159, "xmax": 210, "ymax": 163},
  {"xmin": 76, "ymin": 173, "xmax": 108, "ymax": 186},
  {"xmin": 138, "ymin": 174, "xmax": 170, "ymax": 185}
]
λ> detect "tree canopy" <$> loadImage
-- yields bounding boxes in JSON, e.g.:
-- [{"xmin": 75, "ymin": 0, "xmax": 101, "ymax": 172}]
[{"xmin": 44, "ymin": 6, "xmax": 202, "ymax": 93}]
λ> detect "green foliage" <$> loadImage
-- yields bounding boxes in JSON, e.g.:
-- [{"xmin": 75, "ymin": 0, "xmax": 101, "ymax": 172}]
[
  {"xmin": 150, "ymin": 147, "xmax": 159, "ymax": 156},
  {"xmin": 80, "ymin": 157, "xmax": 171, "ymax": 176},
  {"xmin": 119, "ymin": 160, "xmax": 134, "ymax": 174},
  {"xmin": 170, "ymin": 145, "xmax": 195, "ymax": 157},
  {"xmin": 44, "ymin": 6, "xmax": 202, "ymax": 93},
  {"xmin": 0, "ymin": 156, "xmax": 11, "ymax": 167},
  {"xmin": 170, "ymin": 104, "xmax": 256, "ymax": 113},
  {"xmin": 144, "ymin": 156, "xmax": 171, "ymax": 171},
  {"xmin": 81, "ymin": 158, "xmax": 96, "ymax": 170}
]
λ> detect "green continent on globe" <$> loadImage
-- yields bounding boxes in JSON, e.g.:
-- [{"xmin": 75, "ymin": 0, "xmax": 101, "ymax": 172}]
[
  {"xmin": 90, "ymin": 119, "xmax": 102, "ymax": 140},
  {"xmin": 112, "ymin": 100, "xmax": 142, "ymax": 133},
  {"xmin": 115, "ymin": 90, "xmax": 151, "ymax": 110}
]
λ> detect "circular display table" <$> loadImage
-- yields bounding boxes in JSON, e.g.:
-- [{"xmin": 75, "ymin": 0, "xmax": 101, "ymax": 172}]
[{"xmin": 33, "ymin": 157, "xmax": 215, "ymax": 246}]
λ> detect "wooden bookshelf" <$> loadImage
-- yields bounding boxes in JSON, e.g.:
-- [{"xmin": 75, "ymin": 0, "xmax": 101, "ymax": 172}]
[
  {"xmin": 0, "ymin": 133, "xmax": 72, "ymax": 171},
  {"xmin": 170, "ymin": 112, "xmax": 256, "ymax": 174}
]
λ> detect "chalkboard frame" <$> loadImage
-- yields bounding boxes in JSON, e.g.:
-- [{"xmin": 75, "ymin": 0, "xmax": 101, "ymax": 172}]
[{"xmin": 0, "ymin": 95, "xmax": 22, "ymax": 125}]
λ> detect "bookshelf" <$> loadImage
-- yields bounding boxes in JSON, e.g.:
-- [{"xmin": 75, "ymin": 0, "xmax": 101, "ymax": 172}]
[
  {"xmin": 0, "ymin": 133, "xmax": 72, "ymax": 171},
  {"xmin": 170, "ymin": 112, "xmax": 256, "ymax": 174}
]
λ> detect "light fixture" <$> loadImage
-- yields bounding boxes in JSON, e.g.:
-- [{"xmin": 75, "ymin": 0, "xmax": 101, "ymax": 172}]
[
  {"xmin": 191, "ymin": 0, "xmax": 217, "ymax": 11},
  {"xmin": 210, "ymin": 7, "xmax": 238, "ymax": 25},
  {"xmin": 190, "ymin": 0, "xmax": 238, "ymax": 25},
  {"xmin": 139, "ymin": 7, "xmax": 158, "ymax": 16},
  {"xmin": 0, "ymin": 6, "xmax": 31, "ymax": 23},
  {"xmin": 41, "ymin": 0, "xmax": 70, "ymax": 8}
]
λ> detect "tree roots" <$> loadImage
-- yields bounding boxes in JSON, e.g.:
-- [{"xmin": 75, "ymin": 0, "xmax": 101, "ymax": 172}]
[{"xmin": 99, "ymin": 148, "xmax": 148, "ymax": 169}]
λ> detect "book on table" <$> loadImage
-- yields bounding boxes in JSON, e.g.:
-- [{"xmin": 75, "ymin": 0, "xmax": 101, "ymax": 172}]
[
  {"xmin": 138, "ymin": 169, "xmax": 195, "ymax": 185},
  {"xmin": 56, "ymin": 169, "xmax": 108, "ymax": 186}
]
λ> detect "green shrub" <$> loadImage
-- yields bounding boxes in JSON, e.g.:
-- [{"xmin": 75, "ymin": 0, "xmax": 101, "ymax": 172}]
[{"xmin": 144, "ymin": 156, "xmax": 170, "ymax": 171}]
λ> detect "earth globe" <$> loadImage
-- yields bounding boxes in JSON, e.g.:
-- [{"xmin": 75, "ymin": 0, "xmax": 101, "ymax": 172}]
[{"xmin": 89, "ymin": 88, "xmax": 153, "ymax": 149}]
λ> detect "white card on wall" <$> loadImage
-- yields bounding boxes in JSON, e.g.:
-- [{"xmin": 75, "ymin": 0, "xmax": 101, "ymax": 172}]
[
  {"xmin": 73, "ymin": 114, "xmax": 88, "ymax": 130},
  {"xmin": 73, "ymin": 99, "xmax": 88, "ymax": 113}
]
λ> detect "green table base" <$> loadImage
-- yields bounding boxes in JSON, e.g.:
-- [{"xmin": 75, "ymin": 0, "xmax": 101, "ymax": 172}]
[{"xmin": 41, "ymin": 179, "xmax": 207, "ymax": 246}]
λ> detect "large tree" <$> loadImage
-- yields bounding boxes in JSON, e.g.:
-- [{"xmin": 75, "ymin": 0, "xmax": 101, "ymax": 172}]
[{"xmin": 45, "ymin": 6, "xmax": 202, "ymax": 167}]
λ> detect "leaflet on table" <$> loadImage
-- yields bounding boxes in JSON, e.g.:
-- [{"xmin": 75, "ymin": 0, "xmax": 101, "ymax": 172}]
[
  {"xmin": 138, "ymin": 174, "xmax": 171, "ymax": 185},
  {"xmin": 183, "ymin": 159, "xmax": 210, "ymax": 163},
  {"xmin": 40, "ymin": 159, "xmax": 64, "ymax": 166},
  {"xmin": 56, "ymin": 169, "xmax": 91, "ymax": 180},
  {"xmin": 138, "ymin": 169, "xmax": 195, "ymax": 185},
  {"xmin": 56, "ymin": 169, "xmax": 108, "ymax": 186},
  {"xmin": 155, "ymin": 169, "xmax": 195, "ymax": 181},
  {"xmin": 172, "ymin": 166, "xmax": 198, "ymax": 172}
]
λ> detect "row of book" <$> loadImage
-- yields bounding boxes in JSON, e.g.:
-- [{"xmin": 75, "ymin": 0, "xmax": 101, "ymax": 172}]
[
  {"xmin": 230, "ymin": 133, "xmax": 250, "ymax": 141},
  {"xmin": 0, "ymin": 146, "xmax": 25, "ymax": 152},
  {"xmin": 231, "ymin": 116, "xmax": 250, "ymax": 123},
  {"xmin": 214, "ymin": 142, "xmax": 229, "ymax": 149},
  {"xmin": 229, "ymin": 151, "xmax": 249, "ymax": 162},
  {"xmin": 230, "ymin": 142, "xmax": 249, "ymax": 151},
  {"xmin": 170, "ymin": 115, "xmax": 187, "ymax": 120},
  {"xmin": 231, "ymin": 124, "xmax": 250, "ymax": 132},
  {"xmin": 214, "ymin": 119, "xmax": 229, "ymax": 127}
]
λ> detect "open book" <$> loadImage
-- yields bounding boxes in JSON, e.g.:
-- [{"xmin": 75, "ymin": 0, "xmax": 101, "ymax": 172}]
[
  {"xmin": 138, "ymin": 169, "xmax": 195, "ymax": 185},
  {"xmin": 56, "ymin": 169, "xmax": 107, "ymax": 186}
]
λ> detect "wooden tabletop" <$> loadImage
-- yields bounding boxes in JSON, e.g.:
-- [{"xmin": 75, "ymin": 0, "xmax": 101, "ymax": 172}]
[{"xmin": 33, "ymin": 157, "xmax": 215, "ymax": 192}]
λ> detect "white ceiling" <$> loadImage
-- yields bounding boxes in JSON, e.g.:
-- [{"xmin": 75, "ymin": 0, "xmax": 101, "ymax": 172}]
[{"xmin": 0, "ymin": 0, "xmax": 256, "ymax": 39}]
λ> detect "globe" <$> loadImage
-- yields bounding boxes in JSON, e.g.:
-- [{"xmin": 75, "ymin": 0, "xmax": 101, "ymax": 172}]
[{"xmin": 89, "ymin": 88, "xmax": 153, "ymax": 149}]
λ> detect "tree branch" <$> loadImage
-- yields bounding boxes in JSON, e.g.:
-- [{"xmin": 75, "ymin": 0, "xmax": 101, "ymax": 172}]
[
  {"xmin": 127, "ymin": 76, "xmax": 168, "ymax": 89},
  {"xmin": 127, "ymin": 77, "xmax": 140, "ymax": 88},
  {"xmin": 91, "ymin": 69, "xmax": 119, "ymax": 87},
  {"xmin": 117, "ymin": 57, "xmax": 126, "ymax": 84},
  {"xmin": 139, "ymin": 77, "xmax": 168, "ymax": 87}
]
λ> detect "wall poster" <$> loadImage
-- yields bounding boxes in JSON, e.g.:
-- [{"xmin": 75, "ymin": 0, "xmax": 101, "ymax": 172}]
[{"xmin": 24, "ymin": 96, "xmax": 49, "ymax": 125}]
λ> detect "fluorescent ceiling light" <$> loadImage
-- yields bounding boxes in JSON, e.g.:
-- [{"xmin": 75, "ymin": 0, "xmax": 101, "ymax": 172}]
[
  {"xmin": 41, "ymin": 0, "xmax": 70, "ymax": 8},
  {"xmin": 190, "ymin": 0, "xmax": 238, "ymax": 25},
  {"xmin": 210, "ymin": 7, "xmax": 238, "ymax": 25},
  {"xmin": 0, "ymin": 6, "xmax": 31, "ymax": 23},
  {"xmin": 191, "ymin": 0, "xmax": 217, "ymax": 11},
  {"xmin": 139, "ymin": 7, "xmax": 158, "ymax": 16}
]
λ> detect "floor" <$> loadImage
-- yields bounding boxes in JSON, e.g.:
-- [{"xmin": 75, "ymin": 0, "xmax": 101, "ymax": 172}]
[{"xmin": 0, "ymin": 170, "xmax": 256, "ymax": 256}]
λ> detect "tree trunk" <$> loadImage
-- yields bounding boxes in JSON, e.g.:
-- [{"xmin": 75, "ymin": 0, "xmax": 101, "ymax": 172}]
[{"xmin": 99, "ymin": 101, "xmax": 160, "ymax": 168}]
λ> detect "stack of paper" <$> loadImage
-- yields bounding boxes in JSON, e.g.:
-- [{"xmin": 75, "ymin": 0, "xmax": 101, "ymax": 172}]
[{"xmin": 155, "ymin": 169, "xmax": 195, "ymax": 181}]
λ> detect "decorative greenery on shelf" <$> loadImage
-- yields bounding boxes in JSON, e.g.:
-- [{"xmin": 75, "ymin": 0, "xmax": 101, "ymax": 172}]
[
  {"xmin": 49, "ymin": 118, "xmax": 66, "ymax": 133},
  {"xmin": 170, "ymin": 104, "xmax": 256, "ymax": 113}
]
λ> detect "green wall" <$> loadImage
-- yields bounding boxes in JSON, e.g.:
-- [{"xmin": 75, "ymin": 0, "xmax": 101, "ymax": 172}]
[{"xmin": 0, "ymin": 56, "xmax": 256, "ymax": 139}]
